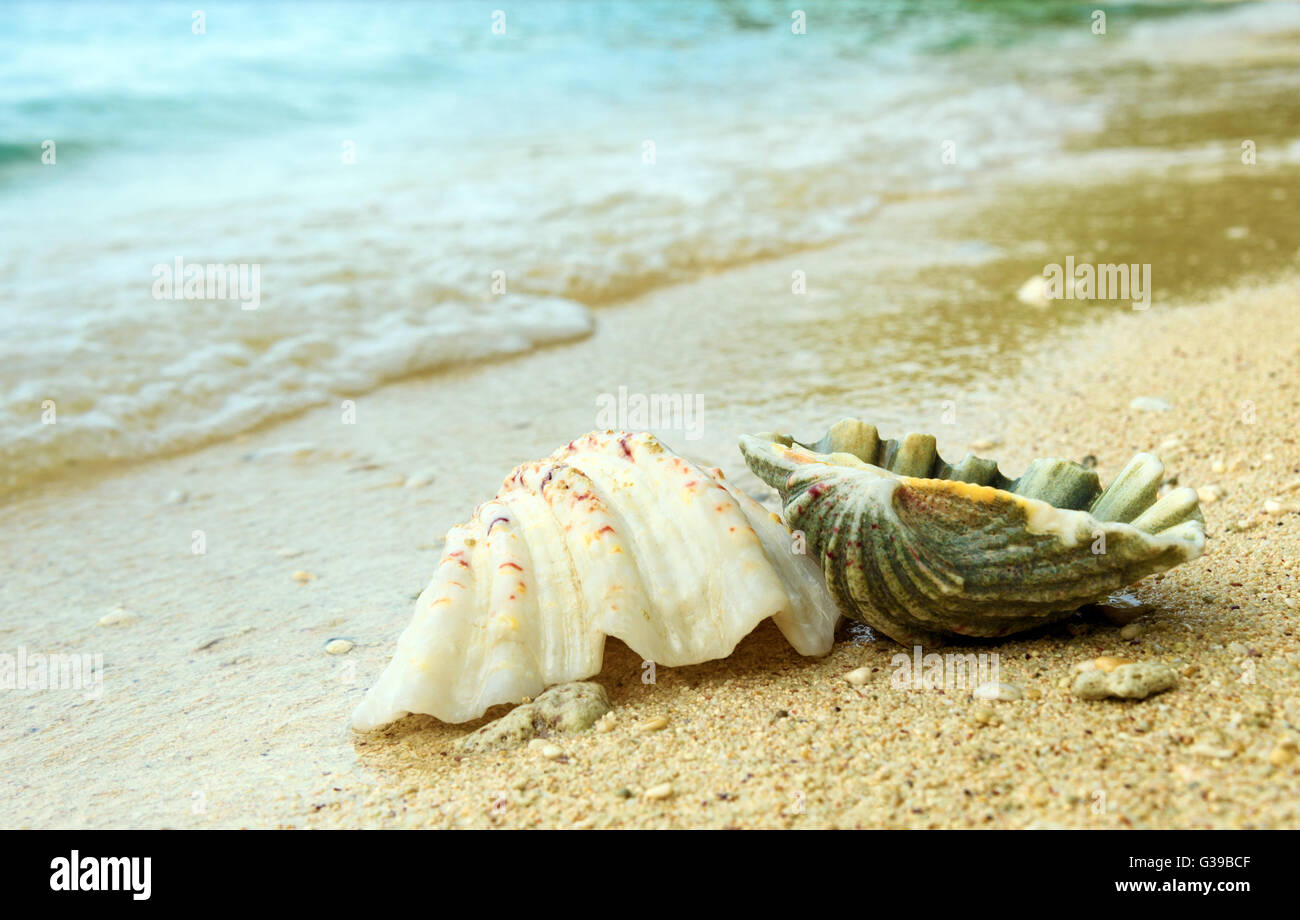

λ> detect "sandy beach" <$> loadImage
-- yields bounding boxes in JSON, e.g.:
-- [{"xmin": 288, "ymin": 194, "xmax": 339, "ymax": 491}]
[{"xmin": 3, "ymin": 245, "xmax": 1297, "ymax": 828}]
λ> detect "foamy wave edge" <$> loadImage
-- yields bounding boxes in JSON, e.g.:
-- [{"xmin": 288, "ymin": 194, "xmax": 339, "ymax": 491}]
[{"xmin": 0, "ymin": 295, "xmax": 593, "ymax": 500}]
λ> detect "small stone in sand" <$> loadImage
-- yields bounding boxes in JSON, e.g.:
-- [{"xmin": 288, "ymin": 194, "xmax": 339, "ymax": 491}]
[
  {"xmin": 539, "ymin": 743, "xmax": 564, "ymax": 761},
  {"xmin": 291, "ymin": 570, "xmax": 316, "ymax": 583},
  {"xmin": 1120, "ymin": 623, "xmax": 1144, "ymax": 640},
  {"xmin": 970, "ymin": 438, "xmax": 1001, "ymax": 452},
  {"xmin": 276, "ymin": 548, "xmax": 303, "ymax": 559},
  {"xmin": 1076, "ymin": 656, "xmax": 1135, "ymax": 673},
  {"xmin": 455, "ymin": 682, "xmax": 612, "ymax": 754},
  {"xmin": 1189, "ymin": 744, "xmax": 1235, "ymax": 760},
  {"xmin": 637, "ymin": 716, "xmax": 670, "ymax": 733},
  {"xmin": 1268, "ymin": 741, "xmax": 1298, "ymax": 767},
  {"xmin": 165, "ymin": 489, "xmax": 189, "ymax": 505},
  {"xmin": 324, "ymin": 638, "xmax": 354, "ymax": 655},
  {"xmin": 1129, "ymin": 396, "xmax": 1172, "ymax": 412},
  {"xmin": 642, "ymin": 782, "xmax": 674, "ymax": 801},
  {"xmin": 1016, "ymin": 275, "xmax": 1052, "ymax": 306},
  {"xmin": 98, "ymin": 607, "xmax": 138, "ymax": 627},
  {"xmin": 1073, "ymin": 661, "xmax": 1177, "ymax": 701},
  {"xmin": 844, "ymin": 667, "xmax": 871, "ymax": 686},
  {"xmin": 973, "ymin": 681, "xmax": 1023, "ymax": 701},
  {"xmin": 1196, "ymin": 484, "xmax": 1225, "ymax": 503}
]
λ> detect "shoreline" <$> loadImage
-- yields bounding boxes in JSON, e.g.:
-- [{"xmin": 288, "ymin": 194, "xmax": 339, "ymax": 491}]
[{"xmin": 2, "ymin": 249, "xmax": 1297, "ymax": 828}]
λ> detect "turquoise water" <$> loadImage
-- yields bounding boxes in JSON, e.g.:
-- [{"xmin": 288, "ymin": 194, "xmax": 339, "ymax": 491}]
[{"xmin": 0, "ymin": 0, "xmax": 1289, "ymax": 493}]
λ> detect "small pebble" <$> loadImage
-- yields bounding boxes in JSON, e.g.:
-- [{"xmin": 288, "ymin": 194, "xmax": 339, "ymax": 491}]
[
  {"xmin": 637, "ymin": 716, "xmax": 669, "ymax": 733},
  {"xmin": 1085, "ymin": 656, "xmax": 1136, "ymax": 673},
  {"xmin": 1268, "ymin": 741, "xmax": 1298, "ymax": 767},
  {"xmin": 973, "ymin": 681, "xmax": 1023, "ymax": 701},
  {"xmin": 970, "ymin": 438, "xmax": 1001, "ymax": 452},
  {"xmin": 1130, "ymin": 396, "xmax": 1172, "ymax": 412},
  {"xmin": 844, "ymin": 667, "xmax": 871, "ymax": 686},
  {"xmin": 324, "ymin": 638, "xmax": 354, "ymax": 655},
  {"xmin": 1189, "ymin": 744, "xmax": 1235, "ymax": 760},
  {"xmin": 456, "ymin": 682, "xmax": 611, "ymax": 754},
  {"xmin": 539, "ymin": 743, "xmax": 564, "ymax": 761},
  {"xmin": 165, "ymin": 489, "xmax": 189, "ymax": 505},
  {"xmin": 1120, "ymin": 623, "xmax": 1144, "ymax": 640},
  {"xmin": 291, "ymin": 570, "xmax": 317, "ymax": 583},
  {"xmin": 98, "ymin": 607, "xmax": 138, "ymax": 627},
  {"xmin": 972, "ymin": 705, "xmax": 998, "ymax": 726},
  {"xmin": 1196, "ymin": 484, "xmax": 1225, "ymax": 503},
  {"xmin": 1211, "ymin": 460, "xmax": 1227, "ymax": 474},
  {"xmin": 1073, "ymin": 661, "xmax": 1178, "ymax": 701},
  {"xmin": 642, "ymin": 782, "xmax": 674, "ymax": 801},
  {"xmin": 594, "ymin": 713, "xmax": 617, "ymax": 734}
]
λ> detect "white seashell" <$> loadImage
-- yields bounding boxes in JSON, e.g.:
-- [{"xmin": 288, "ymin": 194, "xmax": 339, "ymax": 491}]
[{"xmin": 351, "ymin": 431, "xmax": 839, "ymax": 729}]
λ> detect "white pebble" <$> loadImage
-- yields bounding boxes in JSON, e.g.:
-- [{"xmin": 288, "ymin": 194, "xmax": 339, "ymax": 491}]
[
  {"xmin": 642, "ymin": 782, "xmax": 674, "ymax": 801},
  {"xmin": 973, "ymin": 681, "xmax": 1023, "ymax": 701},
  {"xmin": 324, "ymin": 638, "xmax": 354, "ymax": 655},
  {"xmin": 404, "ymin": 471, "xmax": 436, "ymax": 489},
  {"xmin": 844, "ymin": 667, "xmax": 871, "ymax": 686},
  {"xmin": 1129, "ymin": 396, "xmax": 1172, "ymax": 412},
  {"xmin": 98, "ymin": 607, "xmax": 138, "ymax": 627},
  {"xmin": 1196, "ymin": 484, "xmax": 1225, "ymax": 503}
]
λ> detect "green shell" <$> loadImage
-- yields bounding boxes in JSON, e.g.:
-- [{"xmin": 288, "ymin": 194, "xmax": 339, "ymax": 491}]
[{"xmin": 739, "ymin": 419, "xmax": 1206, "ymax": 646}]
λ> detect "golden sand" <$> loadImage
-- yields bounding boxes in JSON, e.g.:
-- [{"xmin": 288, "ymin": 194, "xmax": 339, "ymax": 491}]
[{"xmin": 288, "ymin": 280, "xmax": 1298, "ymax": 829}]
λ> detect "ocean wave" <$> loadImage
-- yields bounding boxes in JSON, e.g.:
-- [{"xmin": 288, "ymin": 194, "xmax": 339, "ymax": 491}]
[
  {"xmin": 3, "ymin": 0, "xmax": 1290, "ymax": 496},
  {"xmin": 0, "ymin": 296, "xmax": 591, "ymax": 497}
]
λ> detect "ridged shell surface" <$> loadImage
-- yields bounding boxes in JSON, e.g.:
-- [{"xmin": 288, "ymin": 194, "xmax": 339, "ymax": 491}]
[
  {"xmin": 739, "ymin": 419, "xmax": 1206, "ymax": 646},
  {"xmin": 353, "ymin": 431, "xmax": 839, "ymax": 729}
]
